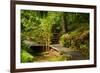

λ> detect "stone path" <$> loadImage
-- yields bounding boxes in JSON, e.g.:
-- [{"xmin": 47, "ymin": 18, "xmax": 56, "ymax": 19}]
[{"xmin": 50, "ymin": 44, "xmax": 87, "ymax": 60}]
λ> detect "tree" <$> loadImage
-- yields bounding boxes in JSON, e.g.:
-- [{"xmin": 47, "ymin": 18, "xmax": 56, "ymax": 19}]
[
  {"xmin": 61, "ymin": 13, "xmax": 68, "ymax": 33},
  {"xmin": 21, "ymin": 10, "xmax": 89, "ymax": 51}
]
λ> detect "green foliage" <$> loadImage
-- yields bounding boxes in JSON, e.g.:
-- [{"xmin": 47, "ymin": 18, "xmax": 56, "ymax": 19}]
[
  {"xmin": 21, "ymin": 50, "xmax": 34, "ymax": 63},
  {"xmin": 21, "ymin": 10, "xmax": 41, "ymax": 32},
  {"xmin": 21, "ymin": 10, "xmax": 89, "ymax": 45},
  {"xmin": 80, "ymin": 44, "xmax": 87, "ymax": 49},
  {"xmin": 21, "ymin": 40, "xmax": 30, "ymax": 51},
  {"xmin": 21, "ymin": 10, "xmax": 90, "ymax": 62},
  {"xmin": 59, "ymin": 34, "xmax": 71, "ymax": 47},
  {"xmin": 59, "ymin": 24, "xmax": 89, "ymax": 58}
]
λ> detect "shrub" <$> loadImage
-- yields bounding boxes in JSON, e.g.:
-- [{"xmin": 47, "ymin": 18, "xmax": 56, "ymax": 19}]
[
  {"xmin": 79, "ymin": 42, "xmax": 89, "ymax": 58},
  {"xmin": 59, "ymin": 34, "xmax": 71, "ymax": 47},
  {"xmin": 21, "ymin": 50, "xmax": 34, "ymax": 63}
]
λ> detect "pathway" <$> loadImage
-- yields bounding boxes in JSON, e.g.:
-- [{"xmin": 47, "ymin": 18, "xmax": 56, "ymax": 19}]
[{"xmin": 50, "ymin": 44, "xmax": 87, "ymax": 60}]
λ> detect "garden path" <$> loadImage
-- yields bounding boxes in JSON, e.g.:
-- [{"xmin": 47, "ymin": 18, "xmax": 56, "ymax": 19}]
[{"xmin": 50, "ymin": 44, "xmax": 87, "ymax": 60}]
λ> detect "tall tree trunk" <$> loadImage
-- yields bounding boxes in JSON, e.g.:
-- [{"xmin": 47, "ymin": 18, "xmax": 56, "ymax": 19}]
[{"xmin": 61, "ymin": 13, "xmax": 68, "ymax": 33}]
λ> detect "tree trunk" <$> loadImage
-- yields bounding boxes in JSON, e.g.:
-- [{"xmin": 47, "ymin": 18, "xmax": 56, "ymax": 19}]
[{"xmin": 61, "ymin": 13, "xmax": 68, "ymax": 33}]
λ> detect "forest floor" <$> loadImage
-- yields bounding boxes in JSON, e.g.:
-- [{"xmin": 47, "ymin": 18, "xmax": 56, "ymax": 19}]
[
  {"xmin": 32, "ymin": 44, "xmax": 87, "ymax": 62},
  {"xmin": 33, "ymin": 50, "xmax": 66, "ymax": 62}
]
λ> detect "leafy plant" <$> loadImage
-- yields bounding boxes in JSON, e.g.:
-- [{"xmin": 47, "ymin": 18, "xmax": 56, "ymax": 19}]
[
  {"xmin": 20, "ymin": 10, "xmax": 90, "ymax": 62},
  {"xmin": 21, "ymin": 50, "xmax": 35, "ymax": 63},
  {"xmin": 59, "ymin": 34, "xmax": 71, "ymax": 47}
]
